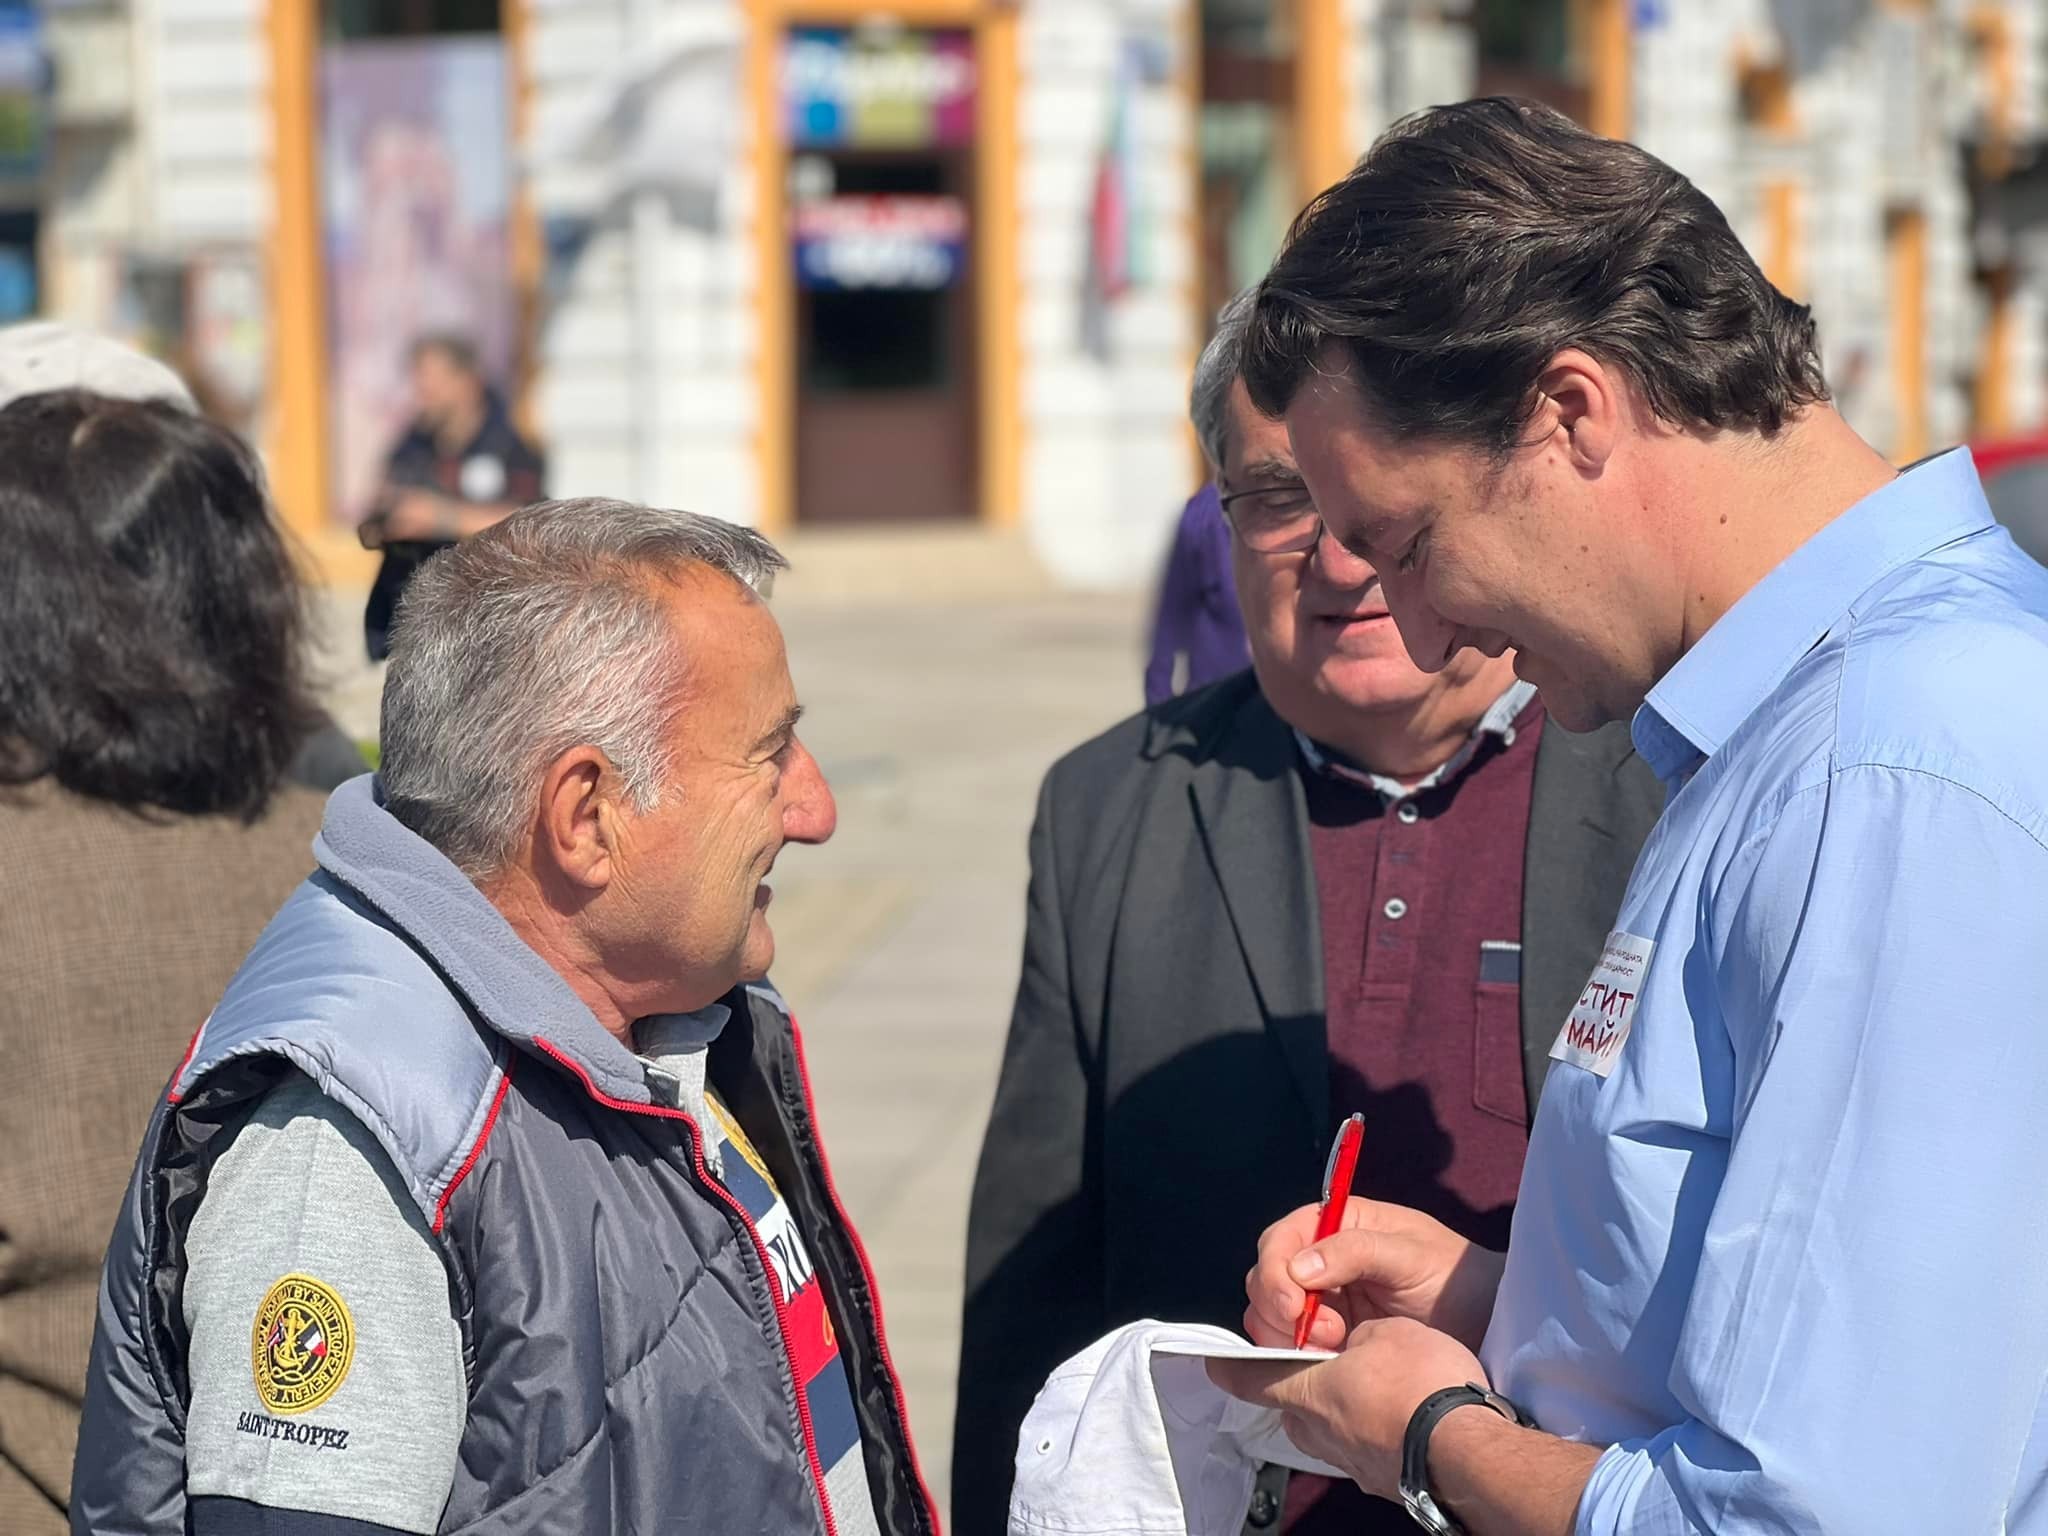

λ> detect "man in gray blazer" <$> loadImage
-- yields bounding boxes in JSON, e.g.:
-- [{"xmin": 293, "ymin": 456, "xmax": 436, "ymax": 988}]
[{"xmin": 953, "ymin": 292, "xmax": 1661, "ymax": 1536}]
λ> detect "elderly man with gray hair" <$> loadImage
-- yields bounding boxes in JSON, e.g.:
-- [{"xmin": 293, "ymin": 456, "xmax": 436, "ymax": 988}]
[
  {"xmin": 73, "ymin": 502, "xmax": 940, "ymax": 1536},
  {"xmin": 954, "ymin": 294, "xmax": 1661, "ymax": 1535}
]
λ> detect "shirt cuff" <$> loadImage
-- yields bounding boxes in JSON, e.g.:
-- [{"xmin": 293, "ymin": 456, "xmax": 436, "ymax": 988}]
[{"xmin": 1573, "ymin": 1434, "xmax": 1684, "ymax": 1536}]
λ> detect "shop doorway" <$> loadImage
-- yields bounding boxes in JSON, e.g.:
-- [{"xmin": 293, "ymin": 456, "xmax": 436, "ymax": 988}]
[{"xmin": 786, "ymin": 25, "xmax": 979, "ymax": 525}]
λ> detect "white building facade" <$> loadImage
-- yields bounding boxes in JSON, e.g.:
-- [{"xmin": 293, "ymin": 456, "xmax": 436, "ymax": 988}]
[{"xmin": 36, "ymin": 0, "xmax": 2048, "ymax": 587}]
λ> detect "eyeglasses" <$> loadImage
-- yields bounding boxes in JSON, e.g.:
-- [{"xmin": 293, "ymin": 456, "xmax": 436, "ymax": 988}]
[{"xmin": 1218, "ymin": 482, "xmax": 1322, "ymax": 554}]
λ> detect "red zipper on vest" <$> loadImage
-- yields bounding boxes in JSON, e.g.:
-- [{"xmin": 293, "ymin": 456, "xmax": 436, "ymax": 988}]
[
  {"xmin": 785, "ymin": 1014, "xmax": 943, "ymax": 1535},
  {"xmin": 532, "ymin": 1037, "xmax": 841, "ymax": 1536},
  {"xmin": 434, "ymin": 1056, "xmax": 515, "ymax": 1233}
]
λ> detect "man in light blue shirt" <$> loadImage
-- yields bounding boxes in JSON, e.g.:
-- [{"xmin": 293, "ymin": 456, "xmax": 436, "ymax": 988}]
[{"xmin": 1212, "ymin": 98, "xmax": 2048, "ymax": 1534}]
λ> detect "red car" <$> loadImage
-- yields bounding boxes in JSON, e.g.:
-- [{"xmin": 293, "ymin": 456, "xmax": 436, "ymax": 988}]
[{"xmin": 1970, "ymin": 431, "xmax": 2048, "ymax": 564}]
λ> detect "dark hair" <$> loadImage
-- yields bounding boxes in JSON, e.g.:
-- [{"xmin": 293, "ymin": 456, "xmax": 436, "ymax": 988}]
[
  {"xmin": 410, "ymin": 331, "xmax": 482, "ymax": 378},
  {"xmin": 0, "ymin": 390, "xmax": 320, "ymax": 819},
  {"xmin": 1243, "ymin": 97, "xmax": 1830, "ymax": 452}
]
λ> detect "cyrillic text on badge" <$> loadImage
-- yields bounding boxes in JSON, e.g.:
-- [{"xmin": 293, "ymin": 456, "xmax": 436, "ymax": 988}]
[{"xmin": 1549, "ymin": 930, "xmax": 1656, "ymax": 1079}]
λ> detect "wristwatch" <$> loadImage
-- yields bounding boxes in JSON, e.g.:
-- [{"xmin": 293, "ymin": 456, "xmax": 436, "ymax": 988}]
[{"xmin": 1398, "ymin": 1383, "xmax": 1533, "ymax": 1534}]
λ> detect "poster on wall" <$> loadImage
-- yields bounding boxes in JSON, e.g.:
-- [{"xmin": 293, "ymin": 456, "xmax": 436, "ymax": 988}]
[
  {"xmin": 784, "ymin": 27, "xmax": 975, "ymax": 150},
  {"xmin": 320, "ymin": 37, "xmax": 514, "ymax": 531}
]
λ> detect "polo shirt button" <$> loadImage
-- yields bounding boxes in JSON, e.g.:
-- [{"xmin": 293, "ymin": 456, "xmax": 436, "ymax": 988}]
[
  {"xmin": 1384, "ymin": 897, "xmax": 1409, "ymax": 920},
  {"xmin": 1248, "ymin": 1488, "xmax": 1281, "ymax": 1527},
  {"xmin": 1396, "ymin": 801, "xmax": 1420, "ymax": 824}
]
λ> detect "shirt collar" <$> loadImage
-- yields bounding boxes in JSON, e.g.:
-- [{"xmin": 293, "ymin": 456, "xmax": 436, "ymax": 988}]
[
  {"xmin": 1632, "ymin": 448, "xmax": 1995, "ymax": 787},
  {"xmin": 636, "ymin": 1003, "xmax": 732, "ymax": 1059},
  {"xmin": 1295, "ymin": 679, "xmax": 1537, "ymax": 802}
]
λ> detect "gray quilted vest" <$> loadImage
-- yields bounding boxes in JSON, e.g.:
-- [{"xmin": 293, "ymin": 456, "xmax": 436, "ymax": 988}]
[{"xmin": 69, "ymin": 777, "xmax": 940, "ymax": 1535}]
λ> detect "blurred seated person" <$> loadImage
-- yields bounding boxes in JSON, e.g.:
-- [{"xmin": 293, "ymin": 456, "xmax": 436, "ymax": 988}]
[
  {"xmin": 358, "ymin": 332, "xmax": 545, "ymax": 659},
  {"xmin": 0, "ymin": 332, "xmax": 339, "ymax": 1534},
  {"xmin": 953, "ymin": 289, "xmax": 1662, "ymax": 1533}
]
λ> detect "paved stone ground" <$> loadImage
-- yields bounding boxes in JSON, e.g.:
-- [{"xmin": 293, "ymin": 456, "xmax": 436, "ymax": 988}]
[
  {"xmin": 308, "ymin": 572, "xmax": 1148, "ymax": 1521},
  {"xmin": 766, "ymin": 592, "xmax": 1143, "ymax": 1519}
]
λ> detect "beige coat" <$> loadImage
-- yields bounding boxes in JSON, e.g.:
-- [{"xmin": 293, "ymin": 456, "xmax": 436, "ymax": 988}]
[{"xmin": 0, "ymin": 778, "xmax": 325, "ymax": 1533}]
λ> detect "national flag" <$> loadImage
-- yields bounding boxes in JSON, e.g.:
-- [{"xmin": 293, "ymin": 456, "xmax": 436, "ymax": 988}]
[
  {"xmin": 1087, "ymin": 47, "xmax": 1135, "ymax": 299},
  {"xmin": 1082, "ymin": 38, "xmax": 1148, "ymax": 358},
  {"xmin": 266, "ymin": 1311, "xmax": 327, "ymax": 1360}
]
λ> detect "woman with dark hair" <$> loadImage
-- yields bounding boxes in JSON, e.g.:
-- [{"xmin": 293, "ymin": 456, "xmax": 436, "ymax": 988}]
[
  {"xmin": 0, "ymin": 384, "xmax": 344, "ymax": 1534},
  {"xmin": 0, "ymin": 390, "xmax": 328, "ymax": 813}
]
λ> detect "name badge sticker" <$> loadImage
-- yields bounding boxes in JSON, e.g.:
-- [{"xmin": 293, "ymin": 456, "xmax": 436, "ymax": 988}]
[{"xmin": 1549, "ymin": 930, "xmax": 1656, "ymax": 1078}]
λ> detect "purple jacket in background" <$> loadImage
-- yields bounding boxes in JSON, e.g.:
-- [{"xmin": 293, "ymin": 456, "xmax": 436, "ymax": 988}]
[{"xmin": 1143, "ymin": 482, "xmax": 1252, "ymax": 706}]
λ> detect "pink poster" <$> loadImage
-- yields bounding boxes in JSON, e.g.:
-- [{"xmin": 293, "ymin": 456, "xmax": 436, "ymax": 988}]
[{"xmin": 319, "ymin": 37, "xmax": 514, "ymax": 531}]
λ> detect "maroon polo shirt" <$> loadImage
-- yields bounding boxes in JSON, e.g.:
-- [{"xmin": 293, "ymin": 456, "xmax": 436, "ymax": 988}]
[{"xmin": 1282, "ymin": 695, "xmax": 1545, "ymax": 1536}]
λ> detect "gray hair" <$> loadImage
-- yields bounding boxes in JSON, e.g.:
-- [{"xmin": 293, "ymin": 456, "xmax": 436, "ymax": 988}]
[
  {"xmin": 1189, "ymin": 285, "xmax": 1260, "ymax": 470},
  {"xmin": 378, "ymin": 497, "xmax": 789, "ymax": 877}
]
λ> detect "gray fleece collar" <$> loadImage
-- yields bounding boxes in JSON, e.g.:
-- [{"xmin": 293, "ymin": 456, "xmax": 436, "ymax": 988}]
[{"xmin": 313, "ymin": 774, "xmax": 655, "ymax": 1106}]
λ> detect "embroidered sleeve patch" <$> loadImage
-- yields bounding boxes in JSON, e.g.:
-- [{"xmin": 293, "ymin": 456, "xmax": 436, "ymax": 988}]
[{"xmin": 252, "ymin": 1274, "xmax": 356, "ymax": 1415}]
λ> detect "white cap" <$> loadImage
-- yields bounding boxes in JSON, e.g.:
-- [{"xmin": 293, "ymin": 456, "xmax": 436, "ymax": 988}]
[
  {"xmin": 0, "ymin": 320, "xmax": 198, "ymax": 415},
  {"xmin": 1008, "ymin": 1321, "xmax": 1346, "ymax": 1536}
]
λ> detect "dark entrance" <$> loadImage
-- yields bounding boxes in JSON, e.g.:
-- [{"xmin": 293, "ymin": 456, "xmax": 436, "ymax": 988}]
[
  {"xmin": 786, "ymin": 25, "xmax": 979, "ymax": 525},
  {"xmin": 794, "ymin": 148, "xmax": 977, "ymax": 524}
]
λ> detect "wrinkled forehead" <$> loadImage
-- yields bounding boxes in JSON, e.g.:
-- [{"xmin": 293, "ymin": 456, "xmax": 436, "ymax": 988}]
[{"xmin": 648, "ymin": 563, "xmax": 796, "ymax": 729}]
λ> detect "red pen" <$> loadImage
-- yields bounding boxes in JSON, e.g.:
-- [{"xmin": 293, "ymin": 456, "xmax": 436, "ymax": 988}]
[{"xmin": 1294, "ymin": 1112, "xmax": 1365, "ymax": 1350}]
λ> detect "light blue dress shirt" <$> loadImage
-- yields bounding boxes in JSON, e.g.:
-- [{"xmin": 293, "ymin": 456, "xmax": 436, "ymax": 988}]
[{"xmin": 1481, "ymin": 450, "xmax": 2048, "ymax": 1534}]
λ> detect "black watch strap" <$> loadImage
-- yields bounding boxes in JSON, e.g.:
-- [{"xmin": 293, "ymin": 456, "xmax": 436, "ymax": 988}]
[{"xmin": 1398, "ymin": 1383, "xmax": 1533, "ymax": 1534}]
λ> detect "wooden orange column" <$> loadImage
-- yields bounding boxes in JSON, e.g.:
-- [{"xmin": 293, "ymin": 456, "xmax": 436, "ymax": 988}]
[
  {"xmin": 264, "ymin": 0, "xmax": 337, "ymax": 563},
  {"xmin": 746, "ymin": 1, "xmax": 796, "ymax": 534},
  {"xmin": 1587, "ymin": 0, "xmax": 1630, "ymax": 141},
  {"xmin": 975, "ymin": 1, "xmax": 1022, "ymax": 528},
  {"xmin": 503, "ymin": 0, "xmax": 544, "ymax": 442},
  {"xmin": 1292, "ymin": 0, "xmax": 1351, "ymax": 205}
]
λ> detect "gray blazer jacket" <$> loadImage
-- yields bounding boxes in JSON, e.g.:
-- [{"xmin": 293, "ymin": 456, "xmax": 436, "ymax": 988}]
[{"xmin": 952, "ymin": 671, "xmax": 1661, "ymax": 1534}]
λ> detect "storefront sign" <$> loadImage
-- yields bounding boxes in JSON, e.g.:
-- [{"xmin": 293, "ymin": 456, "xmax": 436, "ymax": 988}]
[
  {"xmin": 794, "ymin": 195, "xmax": 968, "ymax": 291},
  {"xmin": 785, "ymin": 27, "xmax": 974, "ymax": 149}
]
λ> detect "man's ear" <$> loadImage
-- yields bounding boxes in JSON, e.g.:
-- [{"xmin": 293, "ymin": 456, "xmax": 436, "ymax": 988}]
[
  {"xmin": 536, "ymin": 746, "xmax": 619, "ymax": 893},
  {"xmin": 1532, "ymin": 348, "xmax": 1621, "ymax": 473}
]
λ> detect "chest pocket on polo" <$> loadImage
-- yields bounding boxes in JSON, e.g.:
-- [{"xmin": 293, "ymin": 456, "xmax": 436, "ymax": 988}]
[{"xmin": 1473, "ymin": 940, "xmax": 1527, "ymax": 1124}]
